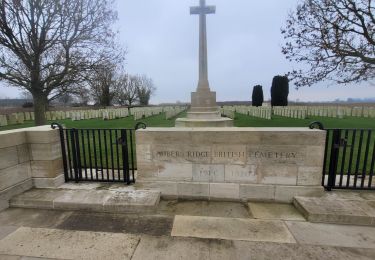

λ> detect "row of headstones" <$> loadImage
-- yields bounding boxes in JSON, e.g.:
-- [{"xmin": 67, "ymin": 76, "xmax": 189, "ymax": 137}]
[
  {"xmin": 273, "ymin": 107, "xmax": 307, "ymax": 119},
  {"xmin": 0, "ymin": 112, "xmax": 35, "ymax": 126},
  {"xmin": 220, "ymin": 108, "xmax": 235, "ymax": 119},
  {"xmin": 0, "ymin": 107, "xmax": 171, "ymax": 126},
  {"xmin": 165, "ymin": 107, "xmax": 188, "ymax": 120},
  {"xmin": 307, "ymin": 106, "xmax": 375, "ymax": 118},
  {"xmin": 273, "ymin": 106, "xmax": 375, "ymax": 119},
  {"xmin": 226, "ymin": 106, "xmax": 272, "ymax": 120},
  {"xmin": 131, "ymin": 108, "xmax": 162, "ymax": 120},
  {"xmin": 45, "ymin": 108, "xmax": 131, "ymax": 121},
  {"xmin": 132, "ymin": 107, "xmax": 169, "ymax": 121}
]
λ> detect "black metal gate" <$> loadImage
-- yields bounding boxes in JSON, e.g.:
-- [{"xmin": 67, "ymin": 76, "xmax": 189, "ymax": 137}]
[
  {"xmin": 52, "ymin": 122, "xmax": 146, "ymax": 184},
  {"xmin": 310, "ymin": 122, "xmax": 375, "ymax": 190}
]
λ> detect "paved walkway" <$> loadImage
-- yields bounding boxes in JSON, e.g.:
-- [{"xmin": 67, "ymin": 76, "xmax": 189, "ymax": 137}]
[{"xmin": 0, "ymin": 199, "xmax": 375, "ymax": 259}]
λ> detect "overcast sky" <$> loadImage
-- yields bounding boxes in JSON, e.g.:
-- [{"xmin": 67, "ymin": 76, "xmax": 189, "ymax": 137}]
[{"xmin": 0, "ymin": 0, "xmax": 373, "ymax": 103}]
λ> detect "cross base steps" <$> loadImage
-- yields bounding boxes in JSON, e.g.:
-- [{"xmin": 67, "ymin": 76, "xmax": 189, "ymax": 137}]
[
  {"xmin": 187, "ymin": 111, "xmax": 221, "ymax": 119},
  {"xmin": 175, "ymin": 117, "xmax": 233, "ymax": 127}
]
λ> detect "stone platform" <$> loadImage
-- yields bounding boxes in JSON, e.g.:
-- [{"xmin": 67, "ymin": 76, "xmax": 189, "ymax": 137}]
[
  {"xmin": 294, "ymin": 191, "xmax": 375, "ymax": 226},
  {"xmin": 9, "ymin": 185, "xmax": 160, "ymax": 214}
]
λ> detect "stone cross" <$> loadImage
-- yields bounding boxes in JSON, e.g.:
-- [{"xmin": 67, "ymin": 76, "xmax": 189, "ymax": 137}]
[{"xmin": 190, "ymin": 0, "xmax": 216, "ymax": 91}]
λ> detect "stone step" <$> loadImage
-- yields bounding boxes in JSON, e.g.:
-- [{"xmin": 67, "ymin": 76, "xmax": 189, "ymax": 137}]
[
  {"xmin": 171, "ymin": 215, "xmax": 296, "ymax": 243},
  {"xmin": 293, "ymin": 195, "xmax": 375, "ymax": 226},
  {"xmin": 10, "ymin": 188, "xmax": 160, "ymax": 214}
]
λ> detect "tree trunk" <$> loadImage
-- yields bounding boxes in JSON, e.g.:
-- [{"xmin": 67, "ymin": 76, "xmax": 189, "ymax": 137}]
[{"xmin": 33, "ymin": 93, "xmax": 48, "ymax": 126}]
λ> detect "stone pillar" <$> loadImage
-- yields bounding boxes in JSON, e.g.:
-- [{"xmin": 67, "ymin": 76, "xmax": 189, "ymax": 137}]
[{"xmin": 26, "ymin": 126, "xmax": 65, "ymax": 188}]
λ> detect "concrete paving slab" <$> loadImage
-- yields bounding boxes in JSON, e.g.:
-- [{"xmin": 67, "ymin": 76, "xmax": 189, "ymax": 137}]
[
  {"xmin": 0, "ymin": 226, "xmax": 18, "ymax": 240},
  {"xmin": 294, "ymin": 196, "xmax": 375, "ymax": 226},
  {"xmin": 172, "ymin": 215, "xmax": 296, "ymax": 243},
  {"xmin": 157, "ymin": 200, "xmax": 251, "ymax": 218},
  {"xmin": 0, "ymin": 254, "xmax": 64, "ymax": 260},
  {"xmin": 286, "ymin": 221, "xmax": 375, "ymax": 249},
  {"xmin": 103, "ymin": 190, "xmax": 160, "ymax": 213},
  {"xmin": 360, "ymin": 192, "xmax": 375, "ymax": 201},
  {"xmin": 0, "ymin": 209, "xmax": 72, "ymax": 229},
  {"xmin": 248, "ymin": 202, "xmax": 305, "ymax": 221},
  {"xmin": 132, "ymin": 235, "xmax": 210, "ymax": 260},
  {"xmin": 209, "ymin": 240, "xmax": 375, "ymax": 260},
  {"xmin": 10, "ymin": 189, "xmax": 66, "ymax": 209},
  {"xmin": 57, "ymin": 212, "xmax": 173, "ymax": 236},
  {"xmin": 0, "ymin": 227, "xmax": 140, "ymax": 260},
  {"xmin": 133, "ymin": 235, "xmax": 375, "ymax": 260},
  {"xmin": 322, "ymin": 191, "xmax": 366, "ymax": 201}
]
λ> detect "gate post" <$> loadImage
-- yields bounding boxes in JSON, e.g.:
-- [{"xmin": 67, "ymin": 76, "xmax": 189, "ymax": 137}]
[
  {"xmin": 327, "ymin": 129, "xmax": 341, "ymax": 191},
  {"xmin": 51, "ymin": 123, "xmax": 69, "ymax": 182},
  {"xmin": 121, "ymin": 129, "xmax": 130, "ymax": 184}
]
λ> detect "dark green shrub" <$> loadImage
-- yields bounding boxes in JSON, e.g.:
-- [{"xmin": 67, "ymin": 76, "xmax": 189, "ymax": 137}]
[
  {"xmin": 271, "ymin": 76, "xmax": 289, "ymax": 106},
  {"xmin": 252, "ymin": 85, "xmax": 264, "ymax": 107}
]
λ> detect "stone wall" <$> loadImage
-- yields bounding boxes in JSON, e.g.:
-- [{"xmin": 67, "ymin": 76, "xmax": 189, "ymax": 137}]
[
  {"xmin": 0, "ymin": 126, "xmax": 64, "ymax": 211},
  {"xmin": 136, "ymin": 128, "xmax": 326, "ymax": 202}
]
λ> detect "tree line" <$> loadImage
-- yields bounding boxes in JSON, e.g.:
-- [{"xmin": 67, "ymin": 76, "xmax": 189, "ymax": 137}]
[{"xmin": 89, "ymin": 68, "xmax": 155, "ymax": 107}]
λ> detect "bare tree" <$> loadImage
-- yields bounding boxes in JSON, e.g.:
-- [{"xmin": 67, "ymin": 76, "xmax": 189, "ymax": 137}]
[
  {"xmin": 56, "ymin": 92, "xmax": 73, "ymax": 106},
  {"xmin": 137, "ymin": 75, "xmax": 155, "ymax": 106},
  {"xmin": 281, "ymin": 0, "xmax": 375, "ymax": 88},
  {"xmin": 89, "ymin": 62, "xmax": 118, "ymax": 107},
  {"xmin": 0, "ymin": 0, "xmax": 120, "ymax": 125},
  {"xmin": 74, "ymin": 86, "xmax": 90, "ymax": 106},
  {"xmin": 115, "ymin": 73, "xmax": 139, "ymax": 107}
]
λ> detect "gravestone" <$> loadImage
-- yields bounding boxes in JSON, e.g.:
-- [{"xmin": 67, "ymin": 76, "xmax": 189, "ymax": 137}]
[
  {"xmin": 0, "ymin": 115, "xmax": 7, "ymax": 126},
  {"xmin": 7, "ymin": 114, "xmax": 17, "ymax": 125},
  {"xmin": 24, "ymin": 112, "xmax": 31, "ymax": 121},
  {"xmin": 176, "ymin": 0, "xmax": 232, "ymax": 127}
]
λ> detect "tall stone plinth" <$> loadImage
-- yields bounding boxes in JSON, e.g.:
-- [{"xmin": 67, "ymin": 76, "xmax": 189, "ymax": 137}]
[
  {"xmin": 136, "ymin": 127, "xmax": 325, "ymax": 203},
  {"xmin": 176, "ymin": 90, "xmax": 234, "ymax": 127},
  {"xmin": 190, "ymin": 90, "xmax": 217, "ymax": 112}
]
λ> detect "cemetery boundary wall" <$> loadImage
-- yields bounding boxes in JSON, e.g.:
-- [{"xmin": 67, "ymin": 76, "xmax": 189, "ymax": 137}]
[{"xmin": 0, "ymin": 126, "xmax": 64, "ymax": 211}]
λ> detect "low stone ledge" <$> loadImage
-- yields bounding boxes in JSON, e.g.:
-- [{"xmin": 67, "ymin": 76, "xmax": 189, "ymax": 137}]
[
  {"xmin": 136, "ymin": 181, "xmax": 323, "ymax": 202},
  {"xmin": 33, "ymin": 174, "xmax": 65, "ymax": 188},
  {"xmin": 10, "ymin": 188, "xmax": 161, "ymax": 214},
  {"xmin": 293, "ymin": 196, "xmax": 375, "ymax": 226},
  {"xmin": 0, "ymin": 179, "xmax": 33, "ymax": 212}
]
